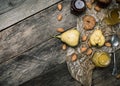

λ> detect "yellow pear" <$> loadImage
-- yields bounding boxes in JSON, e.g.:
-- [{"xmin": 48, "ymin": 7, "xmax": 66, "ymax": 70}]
[
  {"xmin": 56, "ymin": 28, "xmax": 80, "ymax": 47},
  {"xmin": 90, "ymin": 29, "xmax": 105, "ymax": 47}
]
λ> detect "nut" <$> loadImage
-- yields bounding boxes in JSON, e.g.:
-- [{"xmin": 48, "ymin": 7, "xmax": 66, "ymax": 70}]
[
  {"xmin": 57, "ymin": 14, "xmax": 62, "ymax": 21},
  {"xmin": 57, "ymin": 3, "xmax": 62, "ymax": 11},
  {"xmin": 57, "ymin": 28, "xmax": 65, "ymax": 33},
  {"xmin": 90, "ymin": 0, "xmax": 95, "ymax": 3},
  {"xmin": 105, "ymin": 42, "xmax": 111, "ymax": 47},
  {"xmin": 81, "ymin": 46, "xmax": 87, "ymax": 53},
  {"xmin": 82, "ymin": 35, "xmax": 87, "ymax": 41},
  {"xmin": 86, "ymin": 48, "xmax": 93, "ymax": 55},
  {"xmin": 62, "ymin": 44, "xmax": 67, "ymax": 50},
  {"xmin": 71, "ymin": 53, "xmax": 77, "ymax": 62},
  {"xmin": 116, "ymin": 74, "xmax": 120, "ymax": 79},
  {"xmin": 86, "ymin": 2, "xmax": 92, "ymax": 9},
  {"xmin": 94, "ymin": 5, "xmax": 101, "ymax": 12}
]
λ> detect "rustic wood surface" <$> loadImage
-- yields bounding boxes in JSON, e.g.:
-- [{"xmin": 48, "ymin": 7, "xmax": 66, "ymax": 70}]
[
  {"xmin": 0, "ymin": 38, "xmax": 120, "ymax": 86},
  {"xmin": 0, "ymin": 0, "xmax": 77, "ymax": 64},
  {"xmin": 0, "ymin": 38, "xmax": 66, "ymax": 86},
  {"xmin": 20, "ymin": 52, "xmax": 120, "ymax": 86},
  {"xmin": 20, "ymin": 63, "xmax": 81, "ymax": 86},
  {"xmin": 0, "ymin": 0, "xmax": 77, "ymax": 85},
  {"xmin": 0, "ymin": 0, "xmax": 61, "ymax": 31},
  {"xmin": 0, "ymin": 0, "xmax": 120, "ymax": 86}
]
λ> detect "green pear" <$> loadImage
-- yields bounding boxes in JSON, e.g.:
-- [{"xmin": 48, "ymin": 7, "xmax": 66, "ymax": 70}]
[{"xmin": 56, "ymin": 28, "xmax": 80, "ymax": 47}]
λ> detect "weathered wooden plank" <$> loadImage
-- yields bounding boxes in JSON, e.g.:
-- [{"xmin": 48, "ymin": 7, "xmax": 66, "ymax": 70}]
[
  {"xmin": 20, "ymin": 63, "xmax": 81, "ymax": 86},
  {"xmin": 0, "ymin": 39, "xmax": 120, "ymax": 86},
  {"xmin": 0, "ymin": 0, "xmax": 77, "ymax": 63},
  {"xmin": 0, "ymin": 37, "xmax": 120, "ymax": 86},
  {"xmin": 0, "ymin": 0, "xmax": 61, "ymax": 31},
  {"xmin": 20, "ymin": 55, "xmax": 120, "ymax": 86},
  {"xmin": 0, "ymin": 0, "xmax": 25, "ymax": 15},
  {"xmin": 0, "ymin": 38, "xmax": 66, "ymax": 86},
  {"xmin": 22, "ymin": 61, "xmax": 120, "ymax": 86}
]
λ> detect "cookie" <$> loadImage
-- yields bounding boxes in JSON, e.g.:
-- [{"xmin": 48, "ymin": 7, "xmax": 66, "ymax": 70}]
[{"xmin": 83, "ymin": 15, "xmax": 96, "ymax": 30}]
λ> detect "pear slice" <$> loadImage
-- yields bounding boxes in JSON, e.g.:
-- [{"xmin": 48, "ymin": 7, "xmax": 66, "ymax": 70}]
[{"xmin": 56, "ymin": 28, "xmax": 80, "ymax": 47}]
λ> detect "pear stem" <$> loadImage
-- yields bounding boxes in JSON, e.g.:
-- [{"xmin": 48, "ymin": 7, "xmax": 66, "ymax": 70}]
[
  {"xmin": 50, "ymin": 35, "xmax": 61, "ymax": 39},
  {"xmin": 54, "ymin": 35, "xmax": 61, "ymax": 39},
  {"xmin": 48, "ymin": 33, "xmax": 61, "ymax": 39}
]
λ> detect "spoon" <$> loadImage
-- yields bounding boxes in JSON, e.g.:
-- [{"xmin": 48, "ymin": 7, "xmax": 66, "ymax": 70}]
[{"xmin": 111, "ymin": 34, "xmax": 119, "ymax": 75}]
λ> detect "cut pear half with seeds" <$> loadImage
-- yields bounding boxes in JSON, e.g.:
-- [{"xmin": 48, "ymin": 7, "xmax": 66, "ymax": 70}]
[{"xmin": 56, "ymin": 28, "xmax": 80, "ymax": 47}]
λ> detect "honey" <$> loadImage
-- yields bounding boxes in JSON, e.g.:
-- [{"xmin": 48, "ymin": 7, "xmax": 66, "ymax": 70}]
[
  {"xmin": 92, "ymin": 51, "xmax": 111, "ymax": 67},
  {"xmin": 103, "ymin": 8, "xmax": 120, "ymax": 25}
]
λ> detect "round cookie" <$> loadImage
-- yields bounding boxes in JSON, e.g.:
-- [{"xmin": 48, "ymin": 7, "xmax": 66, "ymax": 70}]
[{"xmin": 83, "ymin": 15, "xmax": 96, "ymax": 30}]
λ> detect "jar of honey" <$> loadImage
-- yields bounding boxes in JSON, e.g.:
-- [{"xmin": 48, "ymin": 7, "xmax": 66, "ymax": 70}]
[
  {"xmin": 92, "ymin": 51, "xmax": 111, "ymax": 67},
  {"xmin": 103, "ymin": 8, "xmax": 120, "ymax": 25}
]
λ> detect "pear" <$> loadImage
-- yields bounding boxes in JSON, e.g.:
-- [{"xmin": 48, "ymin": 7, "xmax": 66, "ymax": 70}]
[
  {"xmin": 90, "ymin": 29, "xmax": 105, "ymax": 47},
  {"xmin": 56, "ymin": 28, "xmax": 80, "ymax": 47}
]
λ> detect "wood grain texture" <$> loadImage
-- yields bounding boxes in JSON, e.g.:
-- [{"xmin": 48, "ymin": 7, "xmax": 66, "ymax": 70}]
[
  {"xmin": 0, "ymin": 0, "xmax": 61, "ymax": 31},
  {"xmin": 20, "ymin": 48, "xmax": 119, "ymax": 86},
  {"xmin": 20, "ymin": 63, "xmax": 82, "ymax": 86},
  {"xmin": 0, "ymin": 38, "xmax": 120, "ymax": 86},
  {"xmin": 0, "ymin": 0, "xmax": 25, "ymax": 15},
  {"xmin": 0, "ymin": 38, "xmax": 66, "ymax": 86},
  {"xmin": 0, "ymin": 0, "xmax": 77, "ymax": 63},
  {"xmin": 20, "ymin": 52, "xmax": 120, "ymax": 86}
]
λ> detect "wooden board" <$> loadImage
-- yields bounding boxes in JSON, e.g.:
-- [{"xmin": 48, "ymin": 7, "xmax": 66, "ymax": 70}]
[
  {"xmin": 20, "ymin": 63, "xmax": 82, "ymax": 86},
  {"xmin": 1, "ymin": 0, "xmax": 120, "ymax": 86},
  {"xmin": 0, "ymin": 37, "xmax": 120, "ymax": 86},
  {"xmin": 0, "ymin": 0, "xmax": 77, "ymax": 63},
  {"xmin": 0, "ymin": 0, "xmax": 61, "ymax": 31},
  {"xmin": 0, "ymin": 38, "xmax": 66, "ymax": 86},
  {"xmin": 20, "ymin": 55, "xmax": 120, "ymax": 86},
  {"xmin": 21, "ymin": 61, "xmax": 120, "ymax": 86}
]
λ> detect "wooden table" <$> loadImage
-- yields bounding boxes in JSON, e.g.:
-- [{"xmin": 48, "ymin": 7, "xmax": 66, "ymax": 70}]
[{"xmin": 0, "ymin": 0, "xmax": 120, "ymax": 86}]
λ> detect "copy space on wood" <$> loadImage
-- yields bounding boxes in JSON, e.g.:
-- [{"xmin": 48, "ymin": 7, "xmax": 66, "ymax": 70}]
[
  {"xmin": 0, "ymin": 0, "xmax": 61, "ymax": 31},
  {"xmin": 0, "ymin": 0, "xmax": 77, "ymax": 64}
]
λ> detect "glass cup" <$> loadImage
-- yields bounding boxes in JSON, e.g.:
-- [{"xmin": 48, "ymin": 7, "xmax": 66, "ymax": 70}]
[{"xmin": 92, "ymin": 51, "xmax": 111, "ymax": 67}]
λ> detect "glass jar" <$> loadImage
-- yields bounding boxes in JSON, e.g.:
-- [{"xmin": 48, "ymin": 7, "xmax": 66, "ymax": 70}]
[
  {"xmin": 92, "ymin": 51, "xmax": 111, "ymax": 67},
  {"xmin": 103, "ymin": 8, "xmax": 120, "ymax": 25},
  {"xmin": 70, "ymin": 0, "xmax": 86, "ymax": 16}
]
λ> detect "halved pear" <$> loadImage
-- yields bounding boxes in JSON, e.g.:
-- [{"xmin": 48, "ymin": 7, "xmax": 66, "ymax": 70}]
[{"xmin": 90, "ymin": 29, "xmax": 105, "ymax": 47}]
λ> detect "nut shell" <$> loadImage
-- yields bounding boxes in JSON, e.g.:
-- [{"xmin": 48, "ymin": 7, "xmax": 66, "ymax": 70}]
[
  {"xmin": 57, "ymin": 14, "xmax": 62, "ymax": 21},
  {"xmin": 94, "ymin": 5, "xmax": 101, "ymax": 12},
  {"xmin": 62, "ymin": 44, "xmax": 67, "ymax": 50},
  {"xmin": 81, "ymin": 46, "xmax": 87, "ymax": 53},
  {"xmin": 86, "ymin": 48, "xmax": 93, "ymax": 55},
  {"xmin": 71, "ymin": 53, "xmax": 78, "ymax": 62},
  {"xmin": 86, "ymin": 2, "xmax": 92, "ymax": 9},
  {"xmin": 82, "ymin": 35, "xmax": 87, "ymax": 41},
  {"xmin": 105, "ymin": 42, "xmax": 111, "ymax": 47},
  {"xmin": 57, "ymin": 3, "xmax": 62, "ymax": 11},
  {"xmin": 57, "ymin": 28, "xmax": 65, "ymax": 33}
]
